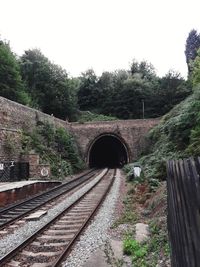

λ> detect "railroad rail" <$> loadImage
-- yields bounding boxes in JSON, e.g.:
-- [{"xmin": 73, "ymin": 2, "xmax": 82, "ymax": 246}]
[
  {"xmin": 0, "ymin": 169, "xmax": 99, "ymax": 230},
  {"xmin": 0, "ymin": 168, "xmax": 116, "ymax": 267}
]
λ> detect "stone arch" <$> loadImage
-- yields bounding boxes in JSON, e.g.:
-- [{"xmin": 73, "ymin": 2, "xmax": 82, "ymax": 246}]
[{"xmin": 87, "ymin": 133, "xmax": 130, "ymax": 168}]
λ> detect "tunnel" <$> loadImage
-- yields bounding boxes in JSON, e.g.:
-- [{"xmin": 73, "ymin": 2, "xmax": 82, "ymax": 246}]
[{"xmin": 89, "ymin": 135, "xmax": 128, "ymax": 168}]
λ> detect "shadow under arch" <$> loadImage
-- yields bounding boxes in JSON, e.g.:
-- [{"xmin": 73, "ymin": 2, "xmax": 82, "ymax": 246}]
[{"xmin": 87, "ymin": 133, "xmax": 130, "ymax": 168}]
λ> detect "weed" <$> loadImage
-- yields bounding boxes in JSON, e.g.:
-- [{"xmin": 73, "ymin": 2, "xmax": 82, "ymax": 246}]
[{"xmin": 123, "ymin": 237, "xmax": 148, "ymax": 266}]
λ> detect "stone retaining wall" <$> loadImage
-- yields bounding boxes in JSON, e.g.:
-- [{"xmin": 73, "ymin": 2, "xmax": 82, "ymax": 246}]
[{"xmin": 0, "ymin": 96, "xmax": 160, "ymax": 168}]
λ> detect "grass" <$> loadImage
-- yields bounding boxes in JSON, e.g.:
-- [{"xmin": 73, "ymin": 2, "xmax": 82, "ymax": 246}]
[
  {"xmin": 111, "ymin": 185, "xmax": 138, "ymax": 228},
  {"xmin": 113, "ymin": 167, "xmax": 170, "ymax": 266},
  {"xmin": 123, "ymin": 237, "xmax": 148, "ymax": 266},
  {"xmin": 122, "ymin": 220, "xmax": 170, "ymax": 267}
]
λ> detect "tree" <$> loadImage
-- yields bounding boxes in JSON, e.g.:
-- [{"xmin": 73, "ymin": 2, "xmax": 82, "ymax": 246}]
[
  {"xmin": 0, "ymin": 40, "xmax": 29, "ymax": 104},
  {"xmin": 130, "ymin": 59, "xmax": 156, "ymax": 80},
  {"xmin": 157, "ymin": 70, "xmax": 191, "ymax": 114},
  {"xmin": 101, "ymin": 72, "xmax": 156, "ymax": 119},
  {"xmin": 185, "ymin": 29, "xmax": 200, "ymax": 74},
  {"xmin": 77, "ymin": 69, "xmax": 99, "ymax": 111},
  {"xmin": 191, "ymin": 49, "xmax": 200, "ymax": 86},
  {"xmin": 20, "ymin": 49, "xmax": 52, "ymax": 108},
  {"xmin": 20, "ymin": 49, "xmax": 78, "ymax": 120}
]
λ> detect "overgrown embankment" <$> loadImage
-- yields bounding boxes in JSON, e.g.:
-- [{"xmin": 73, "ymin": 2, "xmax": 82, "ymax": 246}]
[
  {"xmin": 139, "ymin": 85, "xmax": 200, "ymax": 181},
  {"xmin": 21, "ymin": 122, "xmax": 84, "ymax": 179},
  {"xmin": 118, "ymin": 85, "xmax": 200, "ymax": 266}
]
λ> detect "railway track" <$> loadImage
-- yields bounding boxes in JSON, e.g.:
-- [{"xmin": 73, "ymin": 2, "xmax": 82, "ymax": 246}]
[
  {"xmin": 0, "ymin": 169, "xmax": 99, "ymax": 231},
  {"xmin": 0, "ymin": 168, "xmax": 116, "ymax": 267}
]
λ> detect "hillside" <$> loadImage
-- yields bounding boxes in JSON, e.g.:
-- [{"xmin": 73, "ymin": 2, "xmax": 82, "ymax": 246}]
[
  {"xmin": 138, "ymin": 85, "xmax": 200, "ymax": 182},
  {"xmin": 118, "ymin": 87, "xmax": 200, "ymax": 267}
]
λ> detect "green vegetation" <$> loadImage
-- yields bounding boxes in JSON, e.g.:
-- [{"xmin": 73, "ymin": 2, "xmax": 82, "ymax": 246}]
[
  {"xmin": 20, "ymin": 49, "xmax": 79, "ymax": 121},
  {"xmin": 116, "ymin": 174, "xmax": 170, "ymax": 266},
  {"xmin": 77, "ymin": 111, "xmax": 117, "ymax": 123},
  {"xmin": 0, "ymin": 32, "xmax": 195, "ymax": 122},
  {"xmin": 122, "ymin": 222, "xmax": 169, "ymax": 267},
  {"xmin": 77, "ymin": 66, "xmax": 190, "ymax": 120},
  {"xmin": 192, "ymin": 49, "xmax": 200, "ymax": 86},
  {"xmin": 21, "ymin": 122, "xmax": 84, "ymax": 179},
  {"xmin": 138, "ymin": 89, "xmax": 200, "ymax": 181},
  {"xmin": 123, "ymin": 237, "xmax": 148, "ymax": 266},
  {"xmin": 185, "ymin": 29, "xmax": 200, "ymax": 74},
  {"xmin": 117, "ymin": 31, "xmax": 200, "ymax": 266},
  {"xmin": 0, "ymin": 40, "xmax": 31, "ymax": 105}
]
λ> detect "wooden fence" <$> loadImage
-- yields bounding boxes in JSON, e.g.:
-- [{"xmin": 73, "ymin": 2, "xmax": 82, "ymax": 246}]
[{"xmin": 167, "ymin": 157, "xmax": 200, "ymax": 267}]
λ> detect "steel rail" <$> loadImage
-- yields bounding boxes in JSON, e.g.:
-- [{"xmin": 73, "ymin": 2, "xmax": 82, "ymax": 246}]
[
  {"xmin": 0, "ymin": 169, "xmax": 98, "ymax": 230},
  {"xmin": 52, "ymin": 168, "xmax": 116, "ymax": 267},
  {"xmin": 0, "ymin": 168, "xmax": 115, "ymax": 267}
]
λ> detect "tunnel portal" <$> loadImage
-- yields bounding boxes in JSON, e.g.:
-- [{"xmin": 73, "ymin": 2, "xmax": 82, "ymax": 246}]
[{"xmin": 89, "ymin": 135, "xmax": 128, "ymax": 168}]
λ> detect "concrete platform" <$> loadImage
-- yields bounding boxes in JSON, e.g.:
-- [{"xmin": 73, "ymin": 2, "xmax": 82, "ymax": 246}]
[
  {"xmin": 0, "ymin": 180, "xmax": 50, "ymax": 192},
  {"xmin": 0, "ymin": 180, "xmax": 61, "ymax": 207}
]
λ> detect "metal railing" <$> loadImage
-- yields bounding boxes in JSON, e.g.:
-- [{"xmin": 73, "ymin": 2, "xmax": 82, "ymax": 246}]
[{"xmin": 0, "ymin": 161, "xmax": 29, "ymax": 182}]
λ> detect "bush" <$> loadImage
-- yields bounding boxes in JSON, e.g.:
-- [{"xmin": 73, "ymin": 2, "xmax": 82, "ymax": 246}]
[
  {"xmin": 21, "ymin": 122, "xmax": 84, "ymax": 179},
  {"xmin": 77, "ymin": 111, "xmax": 117, "ymax": 123},
  {"xmin": 137, "ymin": 94, "xmax": 200, "ymax": 182}
]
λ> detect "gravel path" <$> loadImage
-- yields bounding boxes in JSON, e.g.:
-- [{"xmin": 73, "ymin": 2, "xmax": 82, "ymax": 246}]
[
  {"xmin": 62, "ymin": 168, "xmax": 121, "ymax": 267},
  {"xmin": 0, "ymin": 169, "xmax": 107, "ymax": 259}
]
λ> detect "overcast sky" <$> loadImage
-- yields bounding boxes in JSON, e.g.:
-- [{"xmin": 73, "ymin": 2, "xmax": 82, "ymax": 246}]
[{"xmin": 0, "ymin": 0, "xmax": 200, "ymax": 78}]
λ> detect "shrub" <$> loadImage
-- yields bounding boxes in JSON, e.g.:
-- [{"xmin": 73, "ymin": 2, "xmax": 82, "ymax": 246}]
[{"xmin": 21, "ymin": 122, "xmax": 84, "ymax": 179}]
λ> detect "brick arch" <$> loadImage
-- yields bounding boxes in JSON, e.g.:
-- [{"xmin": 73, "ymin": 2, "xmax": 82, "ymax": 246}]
[{"xmin": 86, "ymin": 132, "xmax": 131, "ymax": 166}]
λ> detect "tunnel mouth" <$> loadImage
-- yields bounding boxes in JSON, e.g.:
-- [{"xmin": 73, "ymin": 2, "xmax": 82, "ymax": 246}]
[{"xmin": 89, "ymin": 135, "xmax": 128, "ymax": 168}]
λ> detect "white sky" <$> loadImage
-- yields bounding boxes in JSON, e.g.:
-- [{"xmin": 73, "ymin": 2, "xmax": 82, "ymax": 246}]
[{"xmin": 0, "ymin": 0, "xmax": 200, "ymax": 78}]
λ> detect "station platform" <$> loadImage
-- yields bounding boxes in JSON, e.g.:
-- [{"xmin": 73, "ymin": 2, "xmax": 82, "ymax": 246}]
[{"xmin": 0, "ymin": 180, "xmax": 61, "ymax": 207}]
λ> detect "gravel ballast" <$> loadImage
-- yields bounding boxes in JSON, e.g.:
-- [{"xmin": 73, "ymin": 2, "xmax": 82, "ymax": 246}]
[
  {"xmin": 62, "ymin": 168, "xmax": 121, "ymax": 267},
  {"xmin": 0, "ymin": 169, "xmax": 108, "ymax": 259}
]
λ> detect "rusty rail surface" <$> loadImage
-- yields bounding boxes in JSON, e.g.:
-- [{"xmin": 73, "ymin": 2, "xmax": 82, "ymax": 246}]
[
  {"xmin": 167, "ymin": 157, "xmax": 200, "ymax": 267},
  {"xmin": 0, "ymin": 168, "xmax": 116, "ymax": 267}
]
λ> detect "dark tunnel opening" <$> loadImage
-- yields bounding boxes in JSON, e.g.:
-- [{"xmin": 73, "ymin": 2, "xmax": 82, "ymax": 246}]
[{"xmin": 89, "ymin": 135, "xmax": 128, "ymax": 168}]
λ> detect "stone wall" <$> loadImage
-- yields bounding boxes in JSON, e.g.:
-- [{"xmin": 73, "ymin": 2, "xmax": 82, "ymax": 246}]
[
  {"xmin": 0, "ymin": 96, "xmax": 68, "ymax": 130},
  {"xmin": 70, "ymin": 119, "xmax": 159, "ymax": 163},
  {"xmin": 21, "ymin": 153, "xmax": 51, "ymax": 179},
  {"xmin": 0, "ymin": 96, "xmax": 160, "ymax": 168},
  {"xmin": 0, "ymin": 96, "xmax": 69, "ymax": 163},
  {"xmin": 0, "ymin": 128, "xmax": 22, "ymax": 161}
]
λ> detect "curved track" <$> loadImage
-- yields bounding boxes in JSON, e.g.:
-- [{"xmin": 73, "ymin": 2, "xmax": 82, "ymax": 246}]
[
  {"xmin": 0, "ymin": 169, "xmax": 99, "ymax": 230},
  {"xmin": 0, "ymin": 168, "xmax": 116, "ymax": 267}
]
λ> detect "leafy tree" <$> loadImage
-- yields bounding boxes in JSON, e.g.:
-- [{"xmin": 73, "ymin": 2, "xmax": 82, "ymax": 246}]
[
  {"xmin": 20, "ymin": 49, "xmax": 53, "ymax": 108},
  {"xmin": 20, "ymin": 49, "xmax": 78, "ymax": 120},
  {"xmin": 77, "ymin": 69, "xmax": 99, "ymax": 111},
  {"xmin": 116, "ymin": 77, "xmax": 150, "ymax": 119},
  {"xmin": 185, "ymin": 29, "xmax": 200, "ymax": 74},
  {"xmin": 191, "ymin": 49, "xmax": 200, "ymax": 86},
  {"xmin": 156, "ymin": 70, "xmax": 191, "ymax": 115},
  {"xmin": 130, "ymin": 59, "xmax": 156, "ymax": 80},
  {"xmin": 77, "ymin": 61, "xmax": 190, "ymax": 120},
  {"xmin": 99, "ymin": 70, "xmax": 129, "ymax": 117},
  {"xmin": 0, "ymin": 40, "xmax": 30, "ymax": 104}
]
